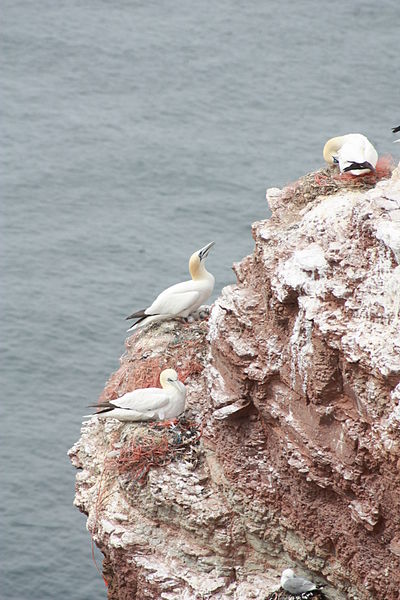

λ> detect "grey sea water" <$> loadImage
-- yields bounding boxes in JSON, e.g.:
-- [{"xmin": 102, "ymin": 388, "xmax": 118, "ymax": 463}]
[{"xmin": 1, "ymin": 1, "xmax": 399, "ymax": 598}]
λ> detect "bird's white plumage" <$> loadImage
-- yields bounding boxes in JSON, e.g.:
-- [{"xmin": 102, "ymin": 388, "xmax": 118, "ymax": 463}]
[
  {"xmin": 281, "ymin": 568, "xmax": 319, "ymax": 595},
  {"xmin": 324, "ymin": 133, "xmax": 378, "ymax": 176},
  {"xmin": 126, "ymin": 242, "xmax": 215, "ymax": 331},
  {"xmin": 85, "ymin": 369, "xmax": 186, "ymax": 422},
  {"xmin": 145, "ymin": 285, "xmax": 202, "ymax": 317},
  {"xmin": 109, "ymin": 388, "xmax": 169, "ymax": 411},
  {"xmin": 337, "ymin": 134, "xmax": 377, "ymax": 174}
]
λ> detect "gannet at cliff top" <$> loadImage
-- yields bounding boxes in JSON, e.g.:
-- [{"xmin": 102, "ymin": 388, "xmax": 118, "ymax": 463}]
[
  {"xmin": 85, "ymin": 369, "xmax": 186, "ymax": 422},
  {"xmin": 126, "ymin": 241, "xmax": 215, "ymax": 331},
  {"xmin": 281, "ymin": 568, "xmax": 324, "ymax": 596},
  {"xmin": 323, "ymin": 133, "xmax": 378, "ymax": 175},
  {"xmin": 393, "ymin": 125, "xmax": 400, "ymax": 143}
]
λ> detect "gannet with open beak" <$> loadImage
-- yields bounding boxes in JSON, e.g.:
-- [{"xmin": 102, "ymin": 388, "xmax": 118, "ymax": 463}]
[
  {"xmin": 126, "ymin": 241, "xmax": 215, "ymax": 331},
  {"xmin": 84, "ymin": 369, "xmax": 186, "ymax": 422},
  {"xmin": 281, "ymin": 569, "xmax": 324, "ymax": 595},
  {"xmin": 393, "ymin": 125, "xmax": 400, "ymax": 143},
  {"xmin": 323, "ymin": 133, "xmax": 378, "ymax": 175}
]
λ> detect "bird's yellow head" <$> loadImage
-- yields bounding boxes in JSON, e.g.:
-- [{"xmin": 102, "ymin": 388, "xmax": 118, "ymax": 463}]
[
  {"xmin": 323, "ymin": 136, "xmax": 343, "ymax": 165},
  {"xmin": 189, "ymin": 241, "xmax": 215, "ymax": 280},
  {"xmin": 159, "ymin": 368, "xmax": 180, "ymax": 388}
]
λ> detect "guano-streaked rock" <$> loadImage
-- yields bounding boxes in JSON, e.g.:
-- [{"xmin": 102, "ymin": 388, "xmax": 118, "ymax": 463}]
[{"xmin": 70, "ymin": 164, "xmax": 400, "ymax": 600}]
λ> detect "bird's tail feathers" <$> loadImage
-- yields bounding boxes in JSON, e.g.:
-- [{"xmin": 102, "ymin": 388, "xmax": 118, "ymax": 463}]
[
  {"xmin": 126, "ymin": 309, "xmax": 150, "ymax": 332},
  {"xmin": 125, "ymin": 309, "xmax": 146, "ymax": 321},
  {"xmin": 126, "ymin": 313, "xmax": 165, "ymax": 332},
  {"xmin": 83, "ymin": 405, "xmax": 112, "ymax": 418},
  {"xmin": 126, "ymin": 318, "xmax": 145, "ymax": 332}
]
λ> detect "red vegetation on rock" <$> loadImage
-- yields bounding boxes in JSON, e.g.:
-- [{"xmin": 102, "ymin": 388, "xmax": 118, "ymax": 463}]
[
  {"xmin": 105, "ymin": 419, "xmax": 202, "ymax": 485},
  {"xmin": 106, "ymin": 432, "xmax": 170, "ymax": 484},
  {"xmin": 334, "ymin": 154, "xmax": 394, "ymax": 184}
]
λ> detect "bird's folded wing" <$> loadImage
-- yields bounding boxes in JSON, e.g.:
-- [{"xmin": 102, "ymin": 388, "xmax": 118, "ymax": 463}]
[
  {"xmin": 111, "ymin": 388, "xmax": 169, "ymax": 411},
  {"xmin": 339, "ymin": 145, "xmax": 364, "ymax": 165},
  {"xmin": 288, "ymin": 577, "xmax": 315, "ymax": 593},
  {"xmin": 146, "ymin": 290, "xmax": 201, "ymax": 316}
]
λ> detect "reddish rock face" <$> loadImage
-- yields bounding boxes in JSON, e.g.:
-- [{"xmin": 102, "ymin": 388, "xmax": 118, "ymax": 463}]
[{"xmin": 70, "ymin": 166, "xmax": 400, "ymax": 600}]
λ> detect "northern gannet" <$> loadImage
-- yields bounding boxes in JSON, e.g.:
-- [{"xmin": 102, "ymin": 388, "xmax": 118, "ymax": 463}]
[
  {"xmin": 323, "ymin": 133, "xmax": 378, "ymax": 175},
  {"xmin": 126, "ymin": 241, "xmax": 215, "ymax": 331},
  {"xmin": 393, "ymin": 125, "xmax": 400, "ymax": 143},
  {"xmin": 281, "ymin": 568, "xmax": 324, "ymax": 595},
  {"xmin": 85, "ymin": 369, "xmax": 186, "ymax": 422}
]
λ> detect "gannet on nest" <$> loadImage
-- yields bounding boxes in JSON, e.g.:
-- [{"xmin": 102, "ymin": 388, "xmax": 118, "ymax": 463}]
[
  {"xmin": 281, "ymin": 568, "xmax": 324, "ymax": 596},
  {"xmin": 323, "ymin": 133, "xmax": 378, "ymax": 175},
  {"xmin": 393, "ymin": 125, "xmax": 400, "ymax": 142},
  {"xmin": 126, "ymin": 241, "xmax": 215, "ymax": 331},
  {"xmin": 85, "ymin": 369, "xmax": 186, "ymax": 422}
]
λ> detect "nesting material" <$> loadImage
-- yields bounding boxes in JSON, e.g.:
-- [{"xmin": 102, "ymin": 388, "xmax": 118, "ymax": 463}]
[
  {"xmin": 265, "ymin": 588, "xmax": 326, "ymax": 600},
  {"xmin": 282, "ymin": 156, "xmax": 394, "ymax": 209},
  {"xmin": 105, "ymin": 418, "xmax": 202, "ymax": 485}
]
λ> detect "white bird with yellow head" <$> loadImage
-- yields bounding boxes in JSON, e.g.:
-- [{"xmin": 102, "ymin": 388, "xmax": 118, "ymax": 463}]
[
  {"xmin": 323, "ymin": 133, "xmax": 378, "ymax": 175},
  {"xmin": 126, "ymin": 241, "xmax": 215, "ymax": 331},
  {"xmin": 84, "ymin": 368, "xmax": 186, "ymax": 422}
]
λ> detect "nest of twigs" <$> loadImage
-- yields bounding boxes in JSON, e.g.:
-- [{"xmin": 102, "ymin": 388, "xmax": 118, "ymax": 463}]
[
  {"xmin": 266, "ymin": 588, "xmax": 326, "ymax": 600},
  {"xmin": 105, "ymin": 417, "xmax": 202, "ymax": 486},
  {"xmin": 282, "ymin": 155, "xmax": 394, "ymax": 209}
]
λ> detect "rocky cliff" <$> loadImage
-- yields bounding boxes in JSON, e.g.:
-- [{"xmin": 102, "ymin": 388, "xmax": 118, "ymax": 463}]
[{"xmin": 69, "ymin": 164, "xmax": 400, "ymax": 600}]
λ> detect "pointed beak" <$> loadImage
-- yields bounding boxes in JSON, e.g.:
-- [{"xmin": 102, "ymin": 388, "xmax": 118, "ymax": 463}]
[
  {"xmin": 198, "ymin": 241, "xmax": 215, "ymax": 261},
  {"xmin": 171, "ymin": 379, "xmax": 185, "ymax": 393}
]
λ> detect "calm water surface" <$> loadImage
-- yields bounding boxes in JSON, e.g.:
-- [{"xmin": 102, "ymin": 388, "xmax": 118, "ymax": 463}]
[{"xmin": 2, "ymin": 1, "xmax": 399, "ymax": 597}]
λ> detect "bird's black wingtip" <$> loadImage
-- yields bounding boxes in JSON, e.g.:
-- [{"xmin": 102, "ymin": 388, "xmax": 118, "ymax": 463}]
[
  {"xmin": 343, "ymin": 161, "xmax": 375, "ymax": 173},
  {"xmin": 125, "ymin": 309, "xmax": 146, "ymax": 320},
  {"xmin": 392, "ymin": 125, "xmax": 400, "ymax": 133}
]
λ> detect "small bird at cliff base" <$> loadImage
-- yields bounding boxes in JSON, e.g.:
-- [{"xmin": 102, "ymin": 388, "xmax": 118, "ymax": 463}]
[
  {"xmin": 84, "ymin": 369, "xmax": 186, "ymax": 422},
  {"xmin": 393, "ymin": 125, "xmax": 400, "ymax": 143},
  {"xmin": 281, "ymin": 568, "xmax": 324, "ymax": 596},
  {"xmin": 126, "ymin": 241, "xmax": 215, "ymax": 331},
  {"xmin": 323, "ymin": 133, "xmax": 378, "ymax": 175}
]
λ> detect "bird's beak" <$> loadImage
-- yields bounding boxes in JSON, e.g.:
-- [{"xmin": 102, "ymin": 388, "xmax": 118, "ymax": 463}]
[
  {"xmin": 198, "ymin": 241, "xmax": 215, "ymax": 261},
  {"xmin": 171, "ymin": 379, "xmax": 184, "ymax": 391}
]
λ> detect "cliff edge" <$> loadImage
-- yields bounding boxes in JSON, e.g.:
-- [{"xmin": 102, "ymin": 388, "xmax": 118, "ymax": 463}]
[{"xmin": 69, "ymin": 165, "xmax": 400, "ymax": 600}]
